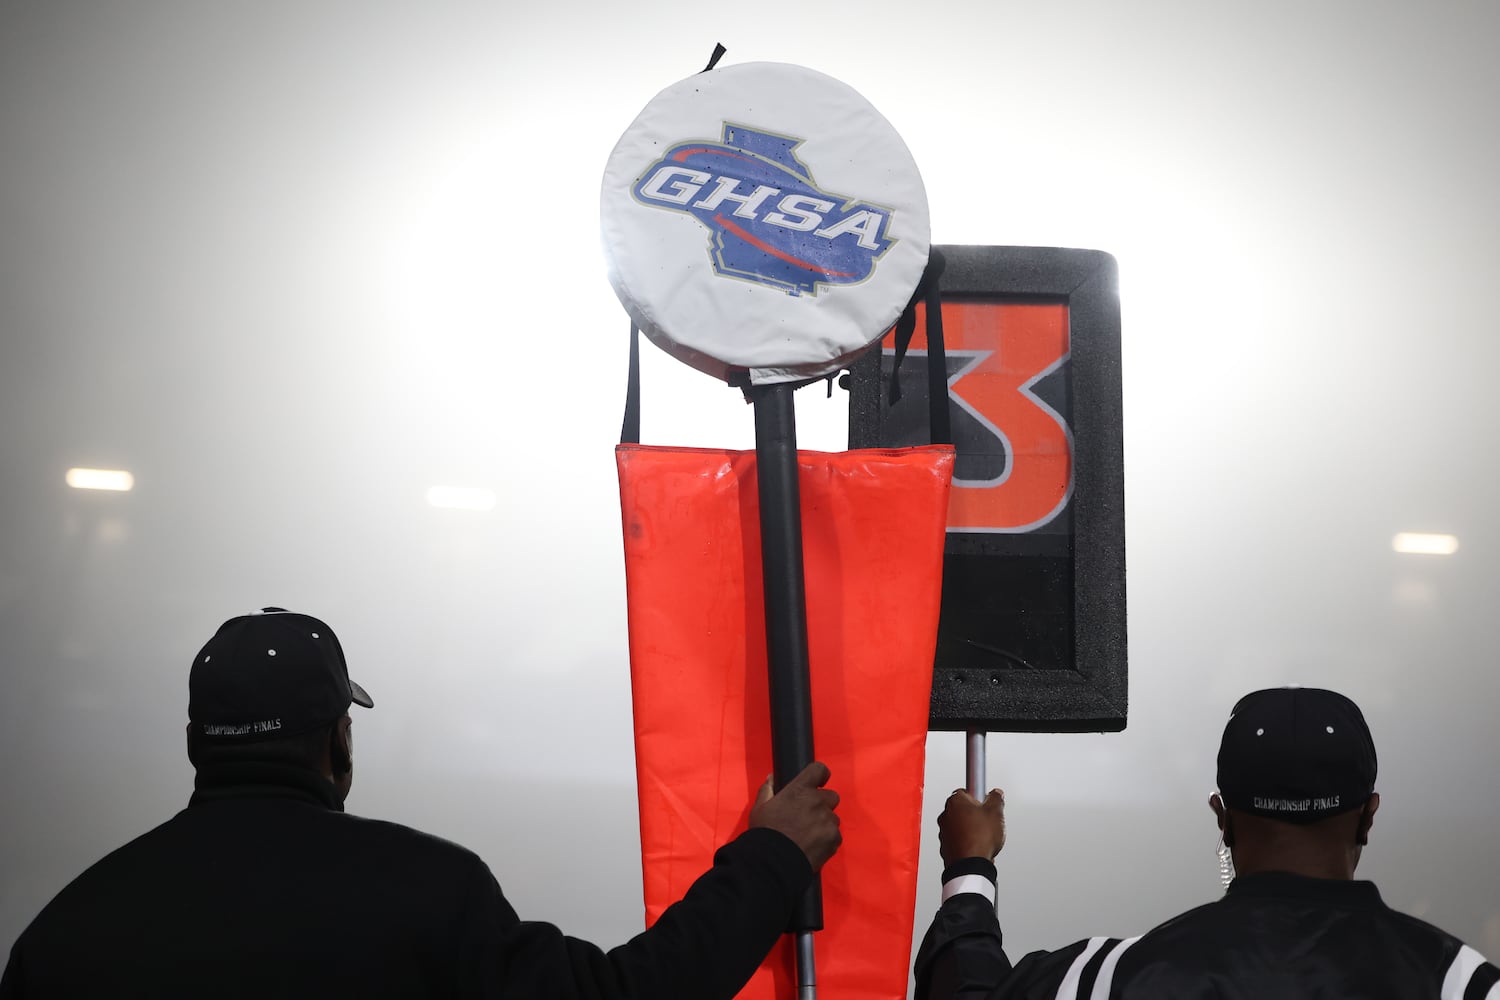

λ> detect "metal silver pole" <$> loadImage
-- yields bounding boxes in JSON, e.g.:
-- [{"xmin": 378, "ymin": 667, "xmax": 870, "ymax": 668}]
[
  {"xmin": 795, "ymin": 930, "xmax": 817, "ymax": 1000},
  {"xmin": 965, "ymin": 729, "xmax": 995, "ymax": 913},
  {"xmin": 966, "ymin": 729, "xmax": 986, "ymax": 799}
]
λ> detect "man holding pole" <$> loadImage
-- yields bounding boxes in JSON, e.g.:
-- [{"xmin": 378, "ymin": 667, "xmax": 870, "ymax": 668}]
[
  {"xmin": 1, "ymin": 607, "xmax": 842, "ymax": 999},
  {"xmin": 915, "ymin": 686, "xmax": 1497, "ymax": 999}
]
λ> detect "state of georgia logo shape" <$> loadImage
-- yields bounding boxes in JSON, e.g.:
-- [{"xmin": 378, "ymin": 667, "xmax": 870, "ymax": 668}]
[{"xmin": 632, "ymin": 123, "xmax": 896, "ymax": 297}]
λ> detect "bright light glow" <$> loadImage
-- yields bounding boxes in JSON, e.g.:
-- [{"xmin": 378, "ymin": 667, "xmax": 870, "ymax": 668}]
[
  {"xmin": 425, "ymin": 485, "xmax": 497, "ymax": 511},
  {"xmin": 1392, "ymin": 532, "xmax": 1459, "ymax": 555},
  {"xmin": 65, "ymin": 468, "xmax": 134, "ymax": 492}
]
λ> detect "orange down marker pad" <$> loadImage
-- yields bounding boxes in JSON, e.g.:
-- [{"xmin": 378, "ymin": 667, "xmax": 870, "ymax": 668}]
[{"xmin": 617, "ymin": 444, "xmax": 954, "ymax": 1000}]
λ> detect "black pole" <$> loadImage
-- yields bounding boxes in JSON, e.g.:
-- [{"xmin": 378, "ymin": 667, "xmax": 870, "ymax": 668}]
[{"xmin": 750, "ymin": 381, "xmax": 824, "ymax": 947}]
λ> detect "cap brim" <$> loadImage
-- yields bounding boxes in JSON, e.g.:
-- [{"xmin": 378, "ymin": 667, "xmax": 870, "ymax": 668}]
[{"xmin": 350, "ymin": 679, "xmax": 374, "ymax": 709}]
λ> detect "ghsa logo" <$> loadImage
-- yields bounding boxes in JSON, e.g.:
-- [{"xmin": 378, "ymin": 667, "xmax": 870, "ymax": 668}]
[{"xmin": 632, "ymin": 124, "xmax": 895, "ymax": 296}]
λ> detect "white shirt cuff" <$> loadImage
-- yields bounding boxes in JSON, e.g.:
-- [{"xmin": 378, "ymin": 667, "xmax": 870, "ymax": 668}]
[{"xmin": 941, "ymin": 873, "xmax": 996, "ymax": 904}]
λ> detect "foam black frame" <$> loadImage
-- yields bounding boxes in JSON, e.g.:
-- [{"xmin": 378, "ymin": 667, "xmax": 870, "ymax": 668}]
[{"xmin": 847, "ymin": 244, "xmax": 1127, "ymax": 732}]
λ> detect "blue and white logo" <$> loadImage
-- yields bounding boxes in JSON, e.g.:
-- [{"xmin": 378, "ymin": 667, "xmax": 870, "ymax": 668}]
[{"xmin": 633, "ymin": 124, "xmax": 895, "ymax": 296}]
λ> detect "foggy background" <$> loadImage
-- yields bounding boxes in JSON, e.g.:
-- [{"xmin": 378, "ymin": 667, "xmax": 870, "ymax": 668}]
[{"xmin": 4, "ymin": 0, "xmax": 1498, "ymax": 983}]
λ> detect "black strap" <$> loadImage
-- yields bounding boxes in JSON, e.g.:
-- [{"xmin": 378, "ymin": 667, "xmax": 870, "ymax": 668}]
[
  {"xmin": 619, "ymin": 44, "xmax": 728, "ymax": 446},
  {"xmin": 889, "ymin": 294, "xmax": 919, "ymax": 406},
  {"xmin": 888, "ymin": 248, "xmax": 950, "ymax": 445},
  {"xmin": 923, "ymin": 260, "xmax": 951, "ymax": 445},
  {"xmin": 620, "ymin": 321, "xmax": 641, "ymax": 445}
]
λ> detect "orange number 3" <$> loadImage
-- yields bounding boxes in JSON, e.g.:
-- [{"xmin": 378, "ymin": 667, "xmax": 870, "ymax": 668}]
[{"xmin": 890, "ymin": 302, "xmax": 1072, "ymax": 533}]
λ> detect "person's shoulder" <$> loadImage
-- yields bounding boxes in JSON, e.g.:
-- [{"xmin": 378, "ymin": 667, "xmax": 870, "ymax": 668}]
[
  {"xmin": 335, "ymin": 810, "xmax": 484, "ymax": 854},
  {"xmin": 1380, "ymin": 900, "xmax": 1491, "ymax": 958},
  {"xmin": 333, "ymin": 811, "xmax": 492, "ymax": 872},
  {"xmin": 1378, "ymin": 905, "xmax": 1499, "ymax": 996},
  {"xmin": 9, "ymin": 812, "xmax": 187, "ymax": 942},
  {"xmin": 45, "ymin": 812, "xmax": 185, "ymax": 890},
  {"xmin": 1133, "ymin": 897, "xmax": 1223, "ymax": 938},
  {"xmin": 1341, "ymin": 880, "xmax": 1477, "ymax": 950}
]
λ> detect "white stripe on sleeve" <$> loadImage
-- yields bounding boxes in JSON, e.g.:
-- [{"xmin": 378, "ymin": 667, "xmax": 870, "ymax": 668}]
[
  {"xmin": 1089, "ymin": 935, "xmax": 1142, "ymax": 1000},
  {"xmin": 1440, "ymin": 944, "xmax": 1491, "ymax": 1000},
  {"xmin": 1053, "ymin": 937, "xmax": 1111, "ymax": 1000}
]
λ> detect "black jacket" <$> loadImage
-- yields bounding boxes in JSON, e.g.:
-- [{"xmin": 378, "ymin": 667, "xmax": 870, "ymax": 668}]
[
  {"xmin": 1, "ymin": 762, "xmax": 812, "ymax": 998},
  {"xmin": 915, "ymin": 864, "xmax": 1498, "ymax": 1000}
]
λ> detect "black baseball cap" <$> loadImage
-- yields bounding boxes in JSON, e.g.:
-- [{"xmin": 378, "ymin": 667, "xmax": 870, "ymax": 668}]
[
  {"xmin": 1216, "ymin": 686, "xmax": 1377, "ymax": 824},
  {"xmin": 188, "ymin": 607, "xmax": 373, "ymax": 740}
]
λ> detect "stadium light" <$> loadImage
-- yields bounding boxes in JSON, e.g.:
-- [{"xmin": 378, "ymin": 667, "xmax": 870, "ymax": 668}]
[
  {"xmin": 65, "ymin": 468, "xmax": 134, "ymax": 492},
  {"xmin": 1392, "ymin": 532, "xmax": 1459, "ymax": 556}
]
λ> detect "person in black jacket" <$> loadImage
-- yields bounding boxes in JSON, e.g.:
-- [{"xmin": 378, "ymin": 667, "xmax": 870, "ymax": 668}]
[
  {"xmin": 0, "ymin": 607, "xmax": 842, "ymax": 999},
  {"xmin": 914, "ymin": 686, "xmax": 1498, "ymax": 1000}
]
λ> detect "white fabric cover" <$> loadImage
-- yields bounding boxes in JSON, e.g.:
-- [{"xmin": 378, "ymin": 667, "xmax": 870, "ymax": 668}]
[{"xmin": 600, "ymin": 62, "xmax": 930, "ymax": 385}]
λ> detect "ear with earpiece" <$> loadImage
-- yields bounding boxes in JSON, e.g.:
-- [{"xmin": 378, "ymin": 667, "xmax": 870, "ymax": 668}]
[{"xmin": 1209, "ymin": 792, "xmax": 1235, "ymax": 847}]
